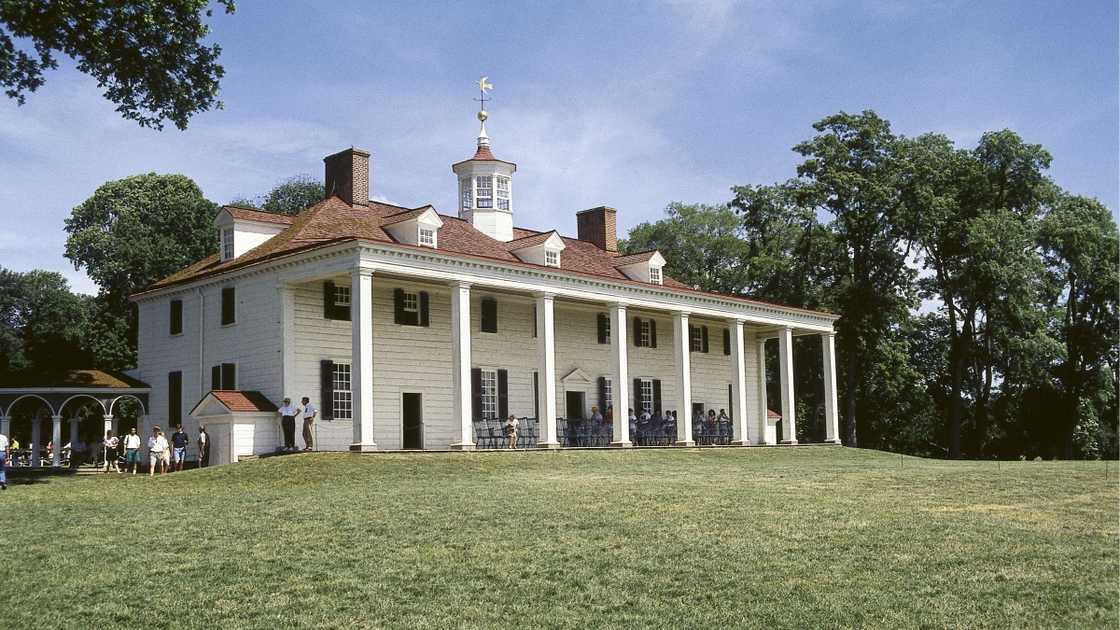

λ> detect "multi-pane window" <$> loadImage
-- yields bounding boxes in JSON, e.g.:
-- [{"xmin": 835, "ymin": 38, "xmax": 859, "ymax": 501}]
[
  {"xmin": 604, "ymin": 378, "xmax": 613, "ymax": 408},
  {"xmin": 419, "ymin": 227, "xmax": 435, "ymax": 246},
  {"xmin": 690, "ymin": 326, "xmax": 703, "ymax": 352},
  {"xmin": 496, "ymin": 176, "xmax": 510, "ymax": 210},
  {"xmin": 221, "ymin": 228, "xmax": 234, "ymax": 260},
  {"xmin": 480, "ymin": 369, "xmax": 498, "ymax": 420},
  {"xmin": 333, "ymin": 285, "xmax": 351, "ymax": 308},
  {"xmin": 639, "ymin": 319, "xmax": 652, "ymax": 347},
  {"xmin": 545, "ymin": 250, "xmax": 560, "ymax": 267},
  {"xmin": 639, "ymin": 379, "xmax": 654, "ymax": 415},
  {"xmin": 332, "ymin": 363, "xmax": 352, "ymax": 420},
  {"xmin": 402, "ymin": 291, "xmax": 419, "ymax": 316},
  {"xmin": 649, "ymin": 266, "xmax": 662, "ymax": 285},
  {"xmin": 476, "ymin": 176, "xmax": 493, "ymax": 208},
  {"xmin": 459, "ymin": 177, "xmax": 473, "ymax": 210}
]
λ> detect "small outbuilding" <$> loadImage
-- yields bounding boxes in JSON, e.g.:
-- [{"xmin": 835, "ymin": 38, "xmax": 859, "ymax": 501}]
[{"xmin": 190, "ymin": 390, "xmax": 279, "ymax": 465}]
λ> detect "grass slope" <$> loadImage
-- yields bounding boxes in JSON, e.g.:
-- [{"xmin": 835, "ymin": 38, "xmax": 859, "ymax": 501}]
[{"xmin": 1, "ymin": 448, "xmax": 1116, "ymax": 629}]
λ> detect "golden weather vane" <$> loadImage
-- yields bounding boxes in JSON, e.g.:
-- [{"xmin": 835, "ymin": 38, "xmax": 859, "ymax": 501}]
[{"xmin": 474, "ymin": 76, "xmax": 493, "ymax": 118}]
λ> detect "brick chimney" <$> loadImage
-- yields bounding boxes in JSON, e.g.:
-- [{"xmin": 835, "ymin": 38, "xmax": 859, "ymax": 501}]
[
  {"xmin": 323, "ymin": 147, "xmax": 370, "ymax": 207},
  {"xmin": 576, "ymin": 206, "xmax": 618, "ymax": 252}
]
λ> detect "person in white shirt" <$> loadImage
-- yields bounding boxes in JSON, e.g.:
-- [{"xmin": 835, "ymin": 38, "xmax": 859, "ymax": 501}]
[
  {"xmin": 147, "ymin": 427, "xmax": 169, "ymax": 476},
  {"xmin": 0, "ymin": 432, "xmax": 9, "ymax": 490},
  {"xmin": 504, "ymin": 414, "xmax": 519, "ymax": 449},
  {"xmin": 198, "ymin": 425, "xmax": 210, "ymax": 467},
  {"xmin": 103, "ymin": 431, "xmax": 120, "ymax": 473},
  {"xmin": 277, "ymin": 398, "xmax": 298, "ymax": 452},
  {"xmin": 123, "ymin": 427, "xmax": 142, "ymax": 475},
  {"xmin": 300, "ymin": 397, "xmax": 317, "ymax": 452}
]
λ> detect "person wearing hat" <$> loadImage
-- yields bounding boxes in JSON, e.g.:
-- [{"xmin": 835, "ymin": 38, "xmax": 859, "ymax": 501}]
[{"xmin": 278, "ymin": 397, "xmax": 298, "ymax": 452}]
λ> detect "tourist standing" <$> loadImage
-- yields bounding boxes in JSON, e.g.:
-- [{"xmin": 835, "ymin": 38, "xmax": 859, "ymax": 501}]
[
  {"xmin": 170, "ymin": 425, "xmax": 189, "ymax": 472},
  {"xmin": 0, "ymin": 430, "xmax": 9, "ymax": 490},
  {"xmin": 123, "ymin": 427, "xmax": 142, "ymax": 475},
  {"xmin": 147, "ymin": 427, "xmax": 169, "ymax": 477},
  {"xmin": 103, "ymin": 431, "xmax": 120, "ymax": 473},
  {"xmin": 198, "ymin": 425, "xmax": 210, "ymax": 467},
  {"xmin": 504, "ymin": 414, "xmax": 519, "ymax": 449},
  {"xmin": 278, "ymin": 398, "xmax": 298, "ymax": 452},
  {"xmin": 300, "ymin": 397, "xmax": 317, "ymax": 452}
]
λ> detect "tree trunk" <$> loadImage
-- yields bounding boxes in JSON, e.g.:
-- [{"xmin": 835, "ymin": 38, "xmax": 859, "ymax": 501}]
[
  {"xmin": 946, "ymin": 303, "xmax": 969, "ymax": 460},
  {"xmin": 844, "ymin": 343, "xmax": 858, "ymax": 447}
]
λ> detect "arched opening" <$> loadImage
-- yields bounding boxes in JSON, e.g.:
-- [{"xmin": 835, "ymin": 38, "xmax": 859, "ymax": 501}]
[
  {"xmin": 110, "ymin": 395, "xmax": 144, "ymax": 440},
  {"xmin": 6, "ymin": 395, "xmax": 54, "ymax": 467},
  {"xmin": 58, "ymin": 395, "xmax": 107, "ymax": 468}
]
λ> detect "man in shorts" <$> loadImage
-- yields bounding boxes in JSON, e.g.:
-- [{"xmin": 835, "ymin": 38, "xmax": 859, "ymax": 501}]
[
  {"xmin": 170, "ymin": 424, "xmax": 189, "ymax": 472},
  {"xmin": 103, "ymin": 430, "xmax": 120, "ymax": 473},
  {"xmin": 123, "ymin": 427, "xmax": 142, "ymax": 475},
  {"xmin": 148, "ymin": 427, "xmax": 169, "ymax": 477}
]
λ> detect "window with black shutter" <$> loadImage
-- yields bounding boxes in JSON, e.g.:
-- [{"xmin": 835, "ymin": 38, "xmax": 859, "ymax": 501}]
[
  {"xmin": 597, "ymin": 376, "xmax": 607, "ymax": 412},
  {"xmin": 211, "ymin": 363, "xmax": 236, "ymax": 390},
  {"xmin": 597, "ymin": 313, "xmax": 610, "ymax": 344},
  {"xmin": 649, "ymin": 319, "xmax": 657, "ymax": 348},
  {"xmin": 320, "ymin": 360, "xmax": 335, "ymax": 420},
  {"xmin": 689, "ymin": 325, "xmax": 702, "ymax": 352},
  {"xmin": 702, "ymin": 325, "xmax": 709, "ymax": 353},
  {"xmin": 652, "ymin": 379, "xmax": 662, "ymax": 415},
  {"xmin": 471, "ymin": 368, "xmax": 482, "ymax": 421},
  {"xmin": 497, "ymin": 369, "xmax": 509, "ymax": 419},
  {"xmin": 480, "ymin": 297, "xmax": 498, "ymax": 333},
  {"xmin": 723, "ymin": 328, "xmax": 731, "ymax": 355},
  {"xmin": 532, "ymin": 371, "xmax": 540, "ymax": 419},
  {"xmin": 633, "ymin": 378, "xmax": 642, "ymax": 415},
  {"xmin": 168, "ymin": 371, "xmax": 182, "ymax": 424},
  {"xmin": 393, "ymin": 288, "xmax": 427, "ymax": 326},
  {"xmin": 419, "ymin": 291, "xmax": 430, "ymax": 327},
  {"xmin": 634, "ymin": 318, "xmax": 655, "ymax": 348},
  {"xmin": 169, "ymin": 300, "xmax": 183, "ymax": 335},
  {"xmin": 324, "ymin": 282, "xmax": 351, "ymax": 321},
  {"xmin": 532, "ymin": 305, "xmax": 537, "ymax": 338},
  {"xmin": 211, "ymin": 365, "xmax": 221, "ymax": 391},
  {"xmin": 220, "ymin": 287, "xmax": 236, "ymax": 325}
]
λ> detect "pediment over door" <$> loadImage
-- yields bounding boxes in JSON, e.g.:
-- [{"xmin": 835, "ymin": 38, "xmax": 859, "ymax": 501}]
[{"xmin": 560, "ymin": 368, "xmax": 592, "ymax": 386}]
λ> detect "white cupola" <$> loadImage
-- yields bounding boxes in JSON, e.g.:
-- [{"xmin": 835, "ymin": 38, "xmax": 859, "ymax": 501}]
[{"xmin": 452, "ymin": 79, "xmax": 517, "ymax": 242}]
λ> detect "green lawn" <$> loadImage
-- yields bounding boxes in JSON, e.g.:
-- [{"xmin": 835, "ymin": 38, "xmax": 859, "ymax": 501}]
[{"xmin": 1, "ymin": 447, "xmax": 1116, "ymax": 629}]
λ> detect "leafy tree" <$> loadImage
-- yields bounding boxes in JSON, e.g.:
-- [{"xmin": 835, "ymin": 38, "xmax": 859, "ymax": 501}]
[
  {"xmin": 1, "ymin": 0, "xmax": 235, "ymax": 130},
  {"xmin": 1038, "ymin": 195, "xmax": 1119, "ymax": 458},
  {"xmin": 64, "ymin": 173, "xmax": 218, "ymax": 368},
  {"xmin": 0, "ymin": 267, "xmax": 91, "ymax": 377},
  {"xmin": 621, "ymin": 203, "xmax": 752, "ymax": 294}
]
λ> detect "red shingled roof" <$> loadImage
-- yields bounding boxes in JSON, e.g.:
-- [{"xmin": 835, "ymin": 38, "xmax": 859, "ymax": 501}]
[
  {"xmin": 224, "ymin": 206, "xmax": 296, "ymax": 225},
  {"xmin": 612, "ymin": 250, "xmax": 659, "ymax": 267},
  {"xmin": 210, "ymin": 390, "xmax": 278, "ymax": 412},
  {"xmin": 767, "ymin": 409, "xmax": 781, "ymax": 420}
]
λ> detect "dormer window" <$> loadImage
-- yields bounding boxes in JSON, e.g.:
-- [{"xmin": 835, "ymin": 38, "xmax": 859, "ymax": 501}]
[
  {"xmin": 649, "ymin": 266, "xmax": 662, "ymax": 285},
  {"xmin": 545, "ymin": 250, "xmax": 560, "ymax": 267},
  {"xmin": 419, "ymin": 227, "xmax": 436, "ymax": 247},
  {"xmin": 476, "ymin": 176, "xmax": 493, "ymax": 208},
  {"xmin": 221, "ymin": 228, "xmax": 234, "ymax": 261},
  {"xmin": 496, "ymin": 176, "xmax": 510, "ymax": 210}
]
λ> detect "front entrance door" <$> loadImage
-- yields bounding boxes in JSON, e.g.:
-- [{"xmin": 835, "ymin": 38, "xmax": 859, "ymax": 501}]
[
  {"xmin": 565, "ymin": 391, "xmax": 585, "ymax": 420},
  {"xmin": 402, "ymin": 393, "xmax": 422, "ymax": 449}
]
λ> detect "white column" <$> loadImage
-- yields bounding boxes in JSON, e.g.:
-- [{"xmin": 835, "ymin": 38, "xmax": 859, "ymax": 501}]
[
  {"xmin": 756, "ymin": 339, "xmax": 770, "ymax": 444},
  {"xmin": 278, "ymin": 285, "xmax": 297, "ymax": 401},
  {"xmin": 536, "ymin": 292, "xmax": 560, "ymax": 448},
  {"xmin": 729, "ymin": 319, "xmax": 750, "ymax": 446},
  {"xmin": 30, "ymin": 418, "xmax": 41, "ymax": 467},
  {"xmin": 103, "ymin": 414, "xmax": 115, "ymax": 467},
  {"xmin": 51, "ymin": 414, "xmax": 63, "ymax": 467},
  {"xmin": 672, "ymin": 312, "xmax": 694, "ymax": 446},
  {"xmin": 609, "ymin": 304, "xmax": 631, "ymax": 447},
  {"xmin": 450, "ymin": 281, "xmax": 475, "ymax": 450},
  {"xmin": 0, "ymin": 415, "xmax": 8, "ymax": 439},
  {"xmin": 349, "ymin": 269, "xmax": 376, "ymax": 451},
  {"xmin": 822, "ymin": 332, "xmax": 840, "ymax": 444},
  {"xmin": 778, "ymin": 326, "xmax": 797, "ymax": 444}
]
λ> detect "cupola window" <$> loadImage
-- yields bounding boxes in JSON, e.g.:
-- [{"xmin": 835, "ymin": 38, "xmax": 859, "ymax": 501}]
[
  {"xmin": 459, "ymin": 177, "xmax": 473, "ymax": 211},
  {"xmin": 476, "ymin": 176, "xmax": 493, "ymax": 208},
  {"xmin": 496, "ymin": 176, "xmax": 510, "ymax": 210}
]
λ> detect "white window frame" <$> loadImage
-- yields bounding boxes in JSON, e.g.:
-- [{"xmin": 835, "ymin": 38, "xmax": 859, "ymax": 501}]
[
  {"xmin": 639, "ymin": 378, "xmax": 654, "ymax": 415},
  {"xmin": 604, "ymin": 378, "xmax": 612, "ymax": 408},
  {"xmin": 690, "ymin": 326, "xmax": 703, "ymax": 353},
  {"xmin": 460, "ymin": 177, "xmax": 473, "ymax": 211},
  {"xmin": 332, "ymin": 362, "xmax": 352, "ymax": 420},
  {"xmin": 544, "ymin": 249, "xmax": 560, "ymax": 268},
  {"xmin": 221, "ymin": 227, "xmax": 234, "ymax": 260},
  {"xmin": 480, "ymin": 368, "xmax": 498, "ymax": 420},
  {"xmin": 402, "ymin": 291, "xmax": 419, "ymax": 316},
  {"xmin": 418, "ymin": 227, "xmax": 435, "ymax": 247},
  {"xmin": 649, "ymin": 266, "xmax": 662, "ymax": 285},
  {"xmin": 496, "ymin": 175, "xmax": 510, "ymax": 211},
  {"xmin": 476, "ymin": 176, "xmax": 493, "ymax": 209},
  {"xmin": 333, "ymin": 285, "xmax": 351, "ymax": 308},
  {"xmin": 638, "ymin": 319, "xmax": 652, "ymax": 347}
]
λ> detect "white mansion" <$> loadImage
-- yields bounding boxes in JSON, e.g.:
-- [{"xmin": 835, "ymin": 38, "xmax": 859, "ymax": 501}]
[{"xmin": 131, "ymin": 113, "xmax": 841, "ymax": 464}]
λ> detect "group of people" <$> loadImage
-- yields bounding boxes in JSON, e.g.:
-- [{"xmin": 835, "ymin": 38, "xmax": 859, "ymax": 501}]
[
  {"xmin": 277, "ymin": 397, "xmax": 317, "ymax": 452},
  {"xmin": 102, "ymin": 424, "xmax": 211, "ymax": 476}
]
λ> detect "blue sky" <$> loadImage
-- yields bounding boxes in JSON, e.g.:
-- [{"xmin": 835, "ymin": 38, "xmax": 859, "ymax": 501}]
[{"xmin": 1, "ymin": 0, "xmax": 1116, "ymax": 295}]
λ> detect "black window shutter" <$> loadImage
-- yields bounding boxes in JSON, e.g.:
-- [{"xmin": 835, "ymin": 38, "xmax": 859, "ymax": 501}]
[
  {"xmin": 221, "ymin": 287, "xmax": 235, "ymax": 325},
  {"xmin": 170, "ymin": 300, "xmax": 182, "ymax": 335},
  {"xmin": 728, "ymin": 383, "xmax": 733, "ymax": 418},
  {"xmin": 597, "ymin": 376, "xmax": 607, "ymax": 411},
  {"xmin": 481, "ymin": 298, "xmax": 497, "ymax": 333},
  {"xmin": 168, "ymin": 372, "xmax": 182, "ymax": 424},
  {"xmin": 498, "ymin": 369, "xmax": 509, "ymax": 418},
  {"xmin": 633, "ymin": 317, "xmax": 642, "ymax": 347},
  {"xmin": 702, "ymin": 326, "xmax": 710, "ymax": 353},
  {"xmin": 393, "ymin": 288, "xmax": 405, "ymax": 324},
  {"xmin": 597, "ymin": 313, "xmax": 609, "ymax": 344},
  {"xmin": 221, "ymin": 363, "xmax": 236, "ymax": 390},
  {"xmin": 723, "ymin": 328, "xmax": 731, "ymax": 355},
  {"xmin": 650, "ymin": 319, "xmax": 658, "ymax": 348},
  {"xmin": 633, "ymin": 378, "xmax": 642, "ymax": 413},
  {"xmin": 532, "ymin": 305, "xmax": 537, "ymax": 338},
  {"xmin": 533, "ymin": 371, "xmax": 540, "ymax": 419},
  {"xmin": 653, "ymin": 379, "xmax": 663, "ymax": 415},
  {"xmin": 211, "ymin": 365, "xmax": 221, "ymax": 391},
  {"xmin": 320, "ymin": 360, "xmax": 335, "ymax": 420},
  {"xmin": 471, "ymin": 368, "xmax": 482, "ymax": 420},
  {"xmin": 419, "ymin": 291, "xmax": 430, "ymax": 327},
  {"xmin": 324, "ymin": 282, "xmax": 335, "ymax": 319}
]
